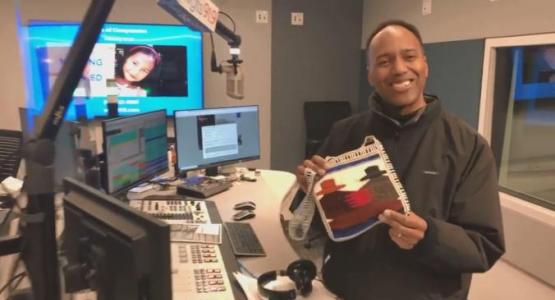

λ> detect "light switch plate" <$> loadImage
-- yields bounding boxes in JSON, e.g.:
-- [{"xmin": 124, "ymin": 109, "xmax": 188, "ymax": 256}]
[
  {"xmin": 256, "ymin": 10, "xmax": 268, "ymax": 24},
  {"xmin": 422, "ymin": 0, "xmax": 432, "ymax": 16},
  {"xmin": 291, "ymin": 12, "xmax": 304, "ymax": 26}
]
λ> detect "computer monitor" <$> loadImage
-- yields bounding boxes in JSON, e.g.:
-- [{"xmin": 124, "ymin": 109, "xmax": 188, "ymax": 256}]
[
  {"xmin": 174, "ymin": 105, "xmax": 260, "ymax": 175},
  {"xmin": 25, "ymin": 21, "xmax": 204, "ymax": 120},
  {"xmin": 102, "ymin": 109, "xmax": 168, "ymax": 194},
  {"xmin": 62, "ymin": 177, "xmax": 172, "ymax": 300}
]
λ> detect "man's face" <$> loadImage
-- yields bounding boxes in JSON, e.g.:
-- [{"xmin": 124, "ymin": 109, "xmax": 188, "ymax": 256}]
[
  {"xmin": 123, "ymin": 52, "xmax": 155, "ymax": 82},
  {"xmin": 367, "ymin": 26, "xmax": 428, "ymax": 113}
]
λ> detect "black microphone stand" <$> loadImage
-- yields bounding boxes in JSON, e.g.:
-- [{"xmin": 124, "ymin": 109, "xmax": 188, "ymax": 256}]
[
  {"xmin": 212, "ymin": 21, "xmax": 242, "ymax": 74},
  {"xmin": 0, "ymin": 1, "xmax": 114, "ymax": 299}
]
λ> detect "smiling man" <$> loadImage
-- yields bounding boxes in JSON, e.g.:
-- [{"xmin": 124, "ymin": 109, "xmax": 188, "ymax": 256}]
[
  {"xmin": 367, "ymin": 23, "xmax": 428, "ymax": 115},
  {"xmin": 296, "ymin": 20, "xmax": 505, "ymax": 299}
]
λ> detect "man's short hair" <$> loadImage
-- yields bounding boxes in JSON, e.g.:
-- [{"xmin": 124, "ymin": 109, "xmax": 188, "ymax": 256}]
[{"xmin": 365, "ymin": 20, "xmax": 424, "ymax": 63}]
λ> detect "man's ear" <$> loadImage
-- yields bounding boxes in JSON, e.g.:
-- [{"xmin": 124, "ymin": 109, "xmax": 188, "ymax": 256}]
[{"xmin": 367, "ymin": 67, "xmax": 375, "ymax": 86}]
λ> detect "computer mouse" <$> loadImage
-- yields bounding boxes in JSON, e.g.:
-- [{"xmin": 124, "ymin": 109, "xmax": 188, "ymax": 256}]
[
  {"xmin": 232, "ymin": 210, "xmax": 255, "ymax": 221},
  {"xmin": 233, "ymin": 201, "xmax": 256, "ymax": 210}
]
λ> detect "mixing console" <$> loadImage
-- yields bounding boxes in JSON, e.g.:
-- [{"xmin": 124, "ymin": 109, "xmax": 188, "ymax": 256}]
[
  {"xmin": 171, "ymin": 243, "xmax": 235, "ymax": 300},
  {"xmin": 131, "ymin": 199, "xmax": 211, "ymax": 223}
]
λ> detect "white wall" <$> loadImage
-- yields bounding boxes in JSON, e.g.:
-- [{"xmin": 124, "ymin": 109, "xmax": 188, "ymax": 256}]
[
  {"xmin": 0, "ymin": 0, "xmax": 271, "ymax": 168},
  {"xmin": 362, "ymin": 0, "xmax": 555, "ymax": 44},
  {"xmin": 0, "ymin": 0, "xmax": 27, "ymax": 130},
  {"xmin": 205, "ymin": 0, "xmax": 272, "ymax": 169}
]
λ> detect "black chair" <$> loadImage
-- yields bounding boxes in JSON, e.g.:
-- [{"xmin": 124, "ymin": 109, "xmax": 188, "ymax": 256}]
[
  {"xmin": 0, "ymin": 129, "xmax": 23, "ymax": 182},
  {"xmin": 304, "ymin": 101, "xmax": 352, "ymax": 158}
]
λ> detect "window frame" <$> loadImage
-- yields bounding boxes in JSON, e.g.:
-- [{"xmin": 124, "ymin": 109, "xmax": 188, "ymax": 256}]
[{"xmin": 479, "ymin": 32, "xmax": 555, "ymax": 286}]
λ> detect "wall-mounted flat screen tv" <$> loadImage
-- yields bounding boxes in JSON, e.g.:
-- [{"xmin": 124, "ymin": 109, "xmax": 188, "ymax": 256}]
[{"xmin": 25, "ymin": 21, "xmax": 203, "ymax": 119}]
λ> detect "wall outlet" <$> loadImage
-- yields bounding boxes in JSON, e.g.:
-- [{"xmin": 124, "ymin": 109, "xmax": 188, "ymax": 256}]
[
  {"xmin": 422, "ymin": 0, "xmax": 432, "ymax": 16},
  {"xmin": 291, "ymin": 12, "xmax": 304, "ymax": 26},
  {"xmin": 256, "ymin": 10, "xmax": 268, "ymax": 24}
]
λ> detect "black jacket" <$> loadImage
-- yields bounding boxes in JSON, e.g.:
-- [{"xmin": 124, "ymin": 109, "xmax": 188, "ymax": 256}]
[{"xmin": 318, "ymin": 94, "xmax": 505, "ymax": 300}]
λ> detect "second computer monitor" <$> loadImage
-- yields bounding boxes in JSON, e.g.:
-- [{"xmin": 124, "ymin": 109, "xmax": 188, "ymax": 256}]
[
  {"xmin": 102, "ymin": 110, "xmax": 168, "ymax": 194},
  {"xmin": 174, "ymin": 105, "xmax": 260, "ymax": 175},
  {"xmin": 62, "ymin": 177, "xmax": 172, "ymax": 300}
]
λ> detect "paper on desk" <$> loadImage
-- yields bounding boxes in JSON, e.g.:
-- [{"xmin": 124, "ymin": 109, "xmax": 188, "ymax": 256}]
[
  {"xmin": 1, "ymin": 176, "xmax": 23, "ymax": 197},
  {"xmin": 128, "ymin": 183, "xmax": 155, "ymax": 193},
  {"xmin": 233, "ymin": 271, "xmax": 262, "ymax": 300},
  {"xmin": 170, "ymin": 223, "xmax": 222, "ymax": 244},
  {"xmin": 232, "ymin": 271, "xmax": 337, "ymax": 300}
]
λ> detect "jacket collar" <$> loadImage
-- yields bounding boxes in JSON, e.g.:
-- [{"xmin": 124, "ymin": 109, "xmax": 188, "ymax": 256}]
[{"xmin": 369, "ymin": 92, "xmax": 441, "ymax": 128}]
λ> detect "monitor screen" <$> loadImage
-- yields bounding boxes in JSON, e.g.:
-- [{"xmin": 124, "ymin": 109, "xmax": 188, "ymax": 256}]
[
  {"xmin": 174, "ymin": 105, "xmax": 260, "ymax": 173},
  {"xmin": 62, "ymin": 177, "xmax": 172, "ymax": 300},
  {"xmin": 102, "ymin": 110, "xmax": 168, "ymax": 194},
  {"xmin": 25, "ymin": 21, "xmax": 203, "ymax": 119}
]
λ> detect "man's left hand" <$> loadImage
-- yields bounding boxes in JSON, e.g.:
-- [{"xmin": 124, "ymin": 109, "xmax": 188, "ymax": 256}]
[{"xmin": 378, "ymin": 209, "xmax": 428, "ymax": 250}]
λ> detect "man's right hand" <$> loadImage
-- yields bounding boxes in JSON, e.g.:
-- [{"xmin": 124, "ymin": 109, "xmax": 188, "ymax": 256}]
[{"xmin": 295, "ymin": 155, "xmax": 327, "ymax": 192}]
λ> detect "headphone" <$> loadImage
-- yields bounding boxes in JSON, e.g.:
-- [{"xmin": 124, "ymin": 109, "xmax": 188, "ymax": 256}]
[{"xmin": 257, "ymin": 259, "xmax": 317, "ymax": 300}]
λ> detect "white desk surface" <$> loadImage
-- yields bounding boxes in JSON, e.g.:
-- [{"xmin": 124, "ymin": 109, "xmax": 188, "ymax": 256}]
[{"xmin": 209, "ymin": 169, "xmax": 300, "ymax": 276}]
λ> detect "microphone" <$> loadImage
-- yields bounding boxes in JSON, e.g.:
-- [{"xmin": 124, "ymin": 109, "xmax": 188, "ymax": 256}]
[
  {"xmin": 223, "ymin": 64, "xmax": 244, "ymax": 100},
  {"xmin": 223, "ymin": 47, "xmax": 244, "ymax": 99}
]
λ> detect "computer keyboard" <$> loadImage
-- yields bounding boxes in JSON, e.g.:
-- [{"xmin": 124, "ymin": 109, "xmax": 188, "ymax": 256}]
[
  {"xmin": 224, "ymin": 222, "xmax": 266, "ymax": 257},
  {"xmin": 177, "ymin": 178, "xmax": 232, "ymax": 198}
]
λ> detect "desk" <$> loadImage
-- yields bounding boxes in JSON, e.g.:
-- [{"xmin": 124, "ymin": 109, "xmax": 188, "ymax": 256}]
[
  {"xmin": 129, "ymin": 169, "xmax": 300, "ymax": 276},
  {"xmin": 0, "ymin": 170, "xmax": 311, "ymax": 300},
  {"xmin": 207, "ymin": 170, "xmax": 335, "ymax": 300},
  {"xmin": 127, "ymin": 169, "xmax": 306, "ymax": 299},
  {"xmin": 208, "ymin": 169, "xmax": 299, "ymax": 276}
]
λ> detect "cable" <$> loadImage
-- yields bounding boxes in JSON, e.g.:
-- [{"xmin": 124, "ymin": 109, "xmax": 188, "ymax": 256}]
[
  {"xmin": 218, "ymin": 11, "xmax": 236, "ymax": 32},
  {"xmin": 209, "ymin": 31, "xmax": 216, "ymax": 49},
  {"xmin": 8, "ymin": 271, "xmax": 26, "ymax": 295},
  {"xmin": 210, "ymin": 11, "xmax": 240, "ymax": 74},
  {"xmin": 209, "ymin": 32, "xmax": 223, "ymax": 73},
  {"xmin": 0, "ymin": 204, "xmax": 14, "ymax": 232},
  {"xmin": 1, "ymin": 233, "xmax": 23, "ymax": 297},
  {"xmin": 0, "ymin": 271, "xmax": 25, "ymax": 296}
]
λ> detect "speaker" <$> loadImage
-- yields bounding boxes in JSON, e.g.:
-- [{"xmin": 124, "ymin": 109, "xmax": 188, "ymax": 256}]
[{"xmin": 257, "ymin": 259, "xmax": 316, "ymax": 300}]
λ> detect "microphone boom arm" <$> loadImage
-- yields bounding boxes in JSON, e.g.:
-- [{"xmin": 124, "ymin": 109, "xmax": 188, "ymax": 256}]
[{"xmin": 215, "ymin": 20, "xmax": 241, "ymax": 48}]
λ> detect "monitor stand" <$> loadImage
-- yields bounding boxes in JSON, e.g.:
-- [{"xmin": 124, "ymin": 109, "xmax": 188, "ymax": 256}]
[
  {"xmin": 220, "ymin": 165, "xmax": 237, "ymax": 176},
  {"xmin": 205, "ymin": 166, "xmax": 219, "ymax": 177},
  {"xmin": 205, "ymin": 165, "xmax": 236, "ymax": 177}
]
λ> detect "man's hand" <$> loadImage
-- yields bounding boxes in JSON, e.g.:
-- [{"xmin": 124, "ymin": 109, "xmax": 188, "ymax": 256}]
[
  {"xmin": 378, "ymin": 209, "xmax": 428, "ymax": 250},
  {"xmin": 295, "ymin": 155, "xmax": 327, "ymax": 192}
]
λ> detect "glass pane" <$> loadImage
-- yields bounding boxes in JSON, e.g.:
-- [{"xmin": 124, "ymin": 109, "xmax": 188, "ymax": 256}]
[{"xmin": 494, "ymin": 44, "xmax": 555, "ymax": 210}]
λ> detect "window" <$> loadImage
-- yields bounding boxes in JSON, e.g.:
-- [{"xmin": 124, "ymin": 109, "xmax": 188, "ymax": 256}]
[
  {"xmin": 479, "ymin": 33, "xmax": 555, "ymax": 286},
  {"xmin": 480, "ymin": 35, "xmax": 555, "ymax": 211}
]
